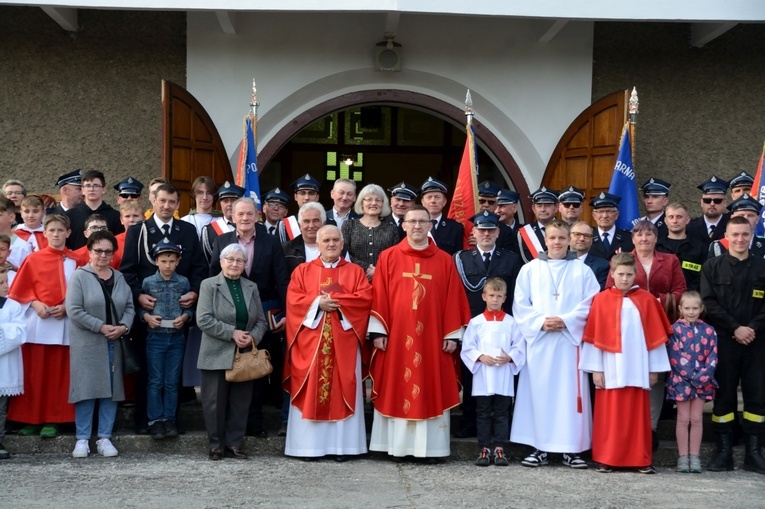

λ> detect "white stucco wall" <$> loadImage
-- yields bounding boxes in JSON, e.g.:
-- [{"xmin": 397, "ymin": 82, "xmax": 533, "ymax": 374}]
[{"xmin": 187, "ymin": 11, "xmax": 594, "ymax": 189}]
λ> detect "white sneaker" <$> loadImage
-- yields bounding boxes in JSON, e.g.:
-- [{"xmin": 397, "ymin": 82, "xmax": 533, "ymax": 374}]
[
  {"xmin": 96, "ymin": 438, "xmax": 119, "ymax": 457},
  {"xmin": 72, "ymin": 439, "xmax": 90, "ymax": 458}
]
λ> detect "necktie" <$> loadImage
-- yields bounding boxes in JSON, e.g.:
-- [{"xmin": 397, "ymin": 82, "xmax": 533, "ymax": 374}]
[
  {"xmin": 483, "ymin": 251, "xmax": 491, "ymax": 270},
  {"xmin": 540, "ymin": 226, "xmax": 546, "ymax": 237},
  {"xmin": 709, "ymin": 224, "xmax": 716, "ymax": 238},
  {"xmin": 268, "ymin": 226, "xmax": 276, "ymax": 235},
  {"xmin": 431, "ymin": 220, "xmax": 438, "ymax": 229},
  {"xmin": 602, "ymin": 232, "xmax": 611, "ymax": 252},
  {"xmin": 162, "ymin": 224, "xmax": 170, "ymax": 237}
]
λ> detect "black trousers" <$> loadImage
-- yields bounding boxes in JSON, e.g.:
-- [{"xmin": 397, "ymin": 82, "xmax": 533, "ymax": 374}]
[
  {"xmin": 712, "ymin": 334, "xmax": 765, "ymax": 434},
  {"xmin": 476, "ymin": 395, "xmax": 512, "ymax": 449},
  {"xmin": 200, "ymin": 369, "xmax": 253, "ymax": 449},
  {"xmin": 459, "ymin": 363, "xmax": 477, "ymax": 432}
]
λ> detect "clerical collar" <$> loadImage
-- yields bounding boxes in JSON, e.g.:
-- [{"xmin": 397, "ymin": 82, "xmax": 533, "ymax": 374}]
[
  {"xmin": 153, "ymin": 215, "xmax": 174, "ymax": 231},
  {"xmin": 407, "ymin": 240, "xmax": 429, "ymax": 250},
  {"xmin": 483, "ymin": 309, "xmax": 506, "ymax": 321},
  {"xmin": 320, "ymin": 257, "xmax": 341, "ymax": 268}
]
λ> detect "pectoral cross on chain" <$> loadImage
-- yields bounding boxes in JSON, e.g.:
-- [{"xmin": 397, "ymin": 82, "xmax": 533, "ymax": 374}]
[
  {"xmin": 553, "ymin": 291, "xmax": 560, "ymax": 300},
  {"xmin": 402, "ymin": 263, "xmax": 432, "ymax": 310}
]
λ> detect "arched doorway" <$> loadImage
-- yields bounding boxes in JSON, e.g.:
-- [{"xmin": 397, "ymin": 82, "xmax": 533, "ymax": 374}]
[{"xmin": 258, "ymin": 90, "xmax": 531, "ymax": 217}]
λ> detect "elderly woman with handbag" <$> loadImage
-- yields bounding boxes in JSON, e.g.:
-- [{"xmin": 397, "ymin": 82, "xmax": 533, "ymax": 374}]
[
  {"xmin": 65, "ymin": 230, "xmax": 136, "ymax": 458},
  {"xmin": 197, "ymin": 243, "xmax": 268, "ymax": 461}
]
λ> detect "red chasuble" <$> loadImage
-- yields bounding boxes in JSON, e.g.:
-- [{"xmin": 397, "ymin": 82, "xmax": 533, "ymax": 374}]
[
  {"xmin": 283, "ymin": 258, "xmax": 372, "ymax": 421},
  {"xmin": 369, "ymin": 239, "xmax": 471, "ymax": 420},
  {"xmin": 8, "ymin": 246, "xmax": 79, "ymax": 306}
]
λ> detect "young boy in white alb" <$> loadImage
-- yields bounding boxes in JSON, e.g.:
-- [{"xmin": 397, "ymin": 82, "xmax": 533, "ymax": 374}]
[{"xmin": 460, "ymin": 277, "xmax": 524, "ymax": 466}]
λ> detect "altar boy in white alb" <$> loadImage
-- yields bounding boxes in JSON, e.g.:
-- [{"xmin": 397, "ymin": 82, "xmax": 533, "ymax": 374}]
[
  {"xmin": 511, "ymin": 220, "xmax": 600, "ymax": 469},
  {"xmin": 461, "ymin": 277, "xmax": 525, "ymax": 467}
]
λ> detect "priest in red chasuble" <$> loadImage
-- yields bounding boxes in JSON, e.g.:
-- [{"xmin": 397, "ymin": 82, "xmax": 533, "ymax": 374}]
[
  {"xmin": 368, "ymin": 205, "xmax": 471, "ymax": 460},
  {"xmin": 283, "ymin": 225, "xmax": 372, "ymax": 461}
]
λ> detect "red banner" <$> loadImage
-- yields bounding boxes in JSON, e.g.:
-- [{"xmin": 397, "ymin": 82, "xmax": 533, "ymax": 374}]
[{"xmin": 447, "ymin": 123, "xmax": 479, "ymax": 249}]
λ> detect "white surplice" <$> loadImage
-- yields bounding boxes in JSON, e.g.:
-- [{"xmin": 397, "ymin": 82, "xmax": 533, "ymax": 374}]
[
  {"xmin": 460, "ymin": 314, "xmax": 525, "ymax": 397},
  {"xmin": 579, "ymin": 298, "xmax": 671, "ymax": 389},
  {"xmin": 21, "ymin": 256, "xmax": 76, "ymax": 346},
  {"xmin": 510, "ymin": 255, "xmax": 600, "ymax": 453}
]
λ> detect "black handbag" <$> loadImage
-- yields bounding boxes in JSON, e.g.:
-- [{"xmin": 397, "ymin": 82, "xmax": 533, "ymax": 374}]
[{"xmin": 88, "ymin": 271, "xmax": 140, "ymax": 374}]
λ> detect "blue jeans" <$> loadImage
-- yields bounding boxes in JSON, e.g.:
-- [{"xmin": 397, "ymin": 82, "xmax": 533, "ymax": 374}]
[
  {"xmin": 146, "ymin": 330, "xmax": 186, "ymax": 423},
  {"xmin": 75, "ymin": 342, "xmax": 118, "ymax": 440}
]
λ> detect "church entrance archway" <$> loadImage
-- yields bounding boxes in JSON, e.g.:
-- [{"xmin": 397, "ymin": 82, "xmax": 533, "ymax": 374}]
[{"xmin": 258, "ymin": 90, "xmax": 530, "ymax": 218}]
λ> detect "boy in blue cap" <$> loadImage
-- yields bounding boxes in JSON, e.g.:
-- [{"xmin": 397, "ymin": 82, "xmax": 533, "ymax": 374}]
[{"xmin": 139, "ymin": 238, "xmax": 193, "ymax": 440}]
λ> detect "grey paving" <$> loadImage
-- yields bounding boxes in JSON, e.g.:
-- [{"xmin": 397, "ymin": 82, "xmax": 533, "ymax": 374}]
[{"xmin": 3, "ymin": 451, "xmax": 763, "ymax": 509}]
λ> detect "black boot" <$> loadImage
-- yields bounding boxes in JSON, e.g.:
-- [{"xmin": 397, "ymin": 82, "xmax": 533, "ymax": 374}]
[
  {"xmin": 707, "ymin": 431, "xmax": 734, "ymax": 471},
  {"xmin": 743, "ymin": 434, "xmax": 765, "ymax": 474}
]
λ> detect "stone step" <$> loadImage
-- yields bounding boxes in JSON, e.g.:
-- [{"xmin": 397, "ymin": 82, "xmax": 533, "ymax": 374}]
[{"xmin": 1, "ymin": 433, "xmax": 744, "ymax": 468}]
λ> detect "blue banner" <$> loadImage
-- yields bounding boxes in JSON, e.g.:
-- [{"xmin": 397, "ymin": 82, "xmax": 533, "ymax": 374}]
[
  {"xmin": 608, "ymin": 124, "xmax": 639, "ymax": 230},
  {"xmin": 240, "ymin": 116, "xmax": 262, "ymax": 210}
]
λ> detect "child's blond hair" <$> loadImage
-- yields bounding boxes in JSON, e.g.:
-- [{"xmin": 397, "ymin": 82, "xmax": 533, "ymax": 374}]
[
  {"xmin": 483, "ymin": 277, "xmax": 507, "ymax": 294},
  {"xmin": 678, "ymin": 290, "xmax": 704, "ymax": 318}
]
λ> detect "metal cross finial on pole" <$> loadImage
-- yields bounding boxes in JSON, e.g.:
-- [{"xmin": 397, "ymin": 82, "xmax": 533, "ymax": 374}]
[
  {"xmin": 250, "ymin": 79, "xmax": 259, "ymax": 116},
  {"xmin": 465, "ymin": 89, "xmax": 474, "ymax": 125}
]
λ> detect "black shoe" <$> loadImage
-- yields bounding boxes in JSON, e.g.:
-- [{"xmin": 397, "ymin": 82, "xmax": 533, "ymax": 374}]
[
  {"xmin": 743, "ymin": 434, "xmax": 765, "ymax": 474},
  {"xmin": 708, "ymin": 431, "xmax": 734, "ymax": 472},
  {"xmin": 0, "ymin": 442, "xmax": 10, "ymax": 460},
  {"xmin": 163, "ymin": 421, "xmax": 179, "ymax": 438},
  {"xmin": 652, "ymin": 430, "xmax": 659, "ymax": 451},
  {"xmin": 135, "ymin": 424, "xmax": 149, "ymax": 435},
  {"xmin": 474, "ymin": 448, "xmax": 491, "ymax": 467},
  {"xmin": 149, "ymin": 421, "xmax": 165, "ymax": 440},
  {"xmin": 209, "ymin": 448, "xmax": 223, "ymax": 461},
  {"xmin": 224, "ymin": 447, "xmax": 248, "ymax": 459},
  {"xmin": 277, "ymin": 424, "xmax": 287, "ymax": 437},
  {"xmin": 333, "ymin": 455, "xmax": 348, "ymax": 463}
]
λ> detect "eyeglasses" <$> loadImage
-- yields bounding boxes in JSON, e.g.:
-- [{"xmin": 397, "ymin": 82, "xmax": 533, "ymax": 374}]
[
  {"xmin": 87, "ymin": 225, "xmax": 108, "ymax": 231},
  {"xmin": 92, "ymin": 248, "xmax": 114, "ymax": 256},
  {"xmin": 223, "ymin": 257, "xmax": 246, "ymax": 265},
  {"xmin": 571, "ymin": 232, "xmax": 593, "ymax": 238},
  {"xmin": 478, "ymin": 199, "xmax": 497, "ymax": 205},
  {"xmin": 362, "ymin": 197, "xmax": 383, "ymax": 204},
  {"xmin": 702, "ymin": 198, "xmax": 724, "ymax": 205},
  {"xmin": 561, "ymin": 203, "xmax": 581, "ymax": 209},
  {"xmin": 404, "ymin": 220, "xmax": 431, "ymax": 226},
  {"xmin": 83, "ymin": 184, "xmax": 104, "ymax": 190},
  {"xmin": 120, "ymin": 193, "xmax": 140, "ymax": 199}
]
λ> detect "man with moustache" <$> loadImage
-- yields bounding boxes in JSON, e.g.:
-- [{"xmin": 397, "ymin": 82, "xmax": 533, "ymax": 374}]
[
  {"xmin": 477, "ymin": 181, "xmax": 501, "ymax": 213},
  {"xmin": 383, "ymin": 181, "xmax": 419, "ymax": 239},
  {"xmin": 113, "ymin": 177, "xmax": 144, "ymax": 206}
]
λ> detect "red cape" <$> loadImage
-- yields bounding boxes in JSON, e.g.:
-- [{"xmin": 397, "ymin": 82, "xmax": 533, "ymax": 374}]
[
  {"xmin": 283, "ymin": 258, "xmax": 372, "ymax": 421},
  {"xmin": 583, "ymin": 287, "xmax": 672, "ymax": 353},
  {"xmin": 8, "ymin": 246, "xmax": 80, "ymax": 305},
  {"xmin": 369, "ymin": 239, "xmax": 471, "ymax": 420},
  {"xmin": 13, "ymin": 229, "xmax": 48, "ymax": 250}
]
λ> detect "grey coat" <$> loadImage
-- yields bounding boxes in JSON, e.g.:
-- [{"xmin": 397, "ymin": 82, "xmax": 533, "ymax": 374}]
[
  {"xmin": 66, "ymin": 265, "xmax": 135, "ymax": 403},
  {"xmin": 196, "ymin": 273, "xmax": 268, "ymax": 371}
]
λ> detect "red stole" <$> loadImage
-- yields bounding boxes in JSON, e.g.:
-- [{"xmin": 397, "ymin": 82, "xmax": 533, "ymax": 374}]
[
  {"xmin": 8, "ymin": 246, "xmax": 78, "ymax": 306},
  {"xmin": 583, "ymin": 287, "xmax": 672, "ymax": 353},
  {"xmin": 283, "ymin": 258, "xmax": 372, "ymax": 421}
]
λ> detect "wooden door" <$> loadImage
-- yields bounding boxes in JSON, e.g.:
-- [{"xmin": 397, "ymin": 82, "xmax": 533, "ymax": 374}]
[
  {"xmin": 161, "ymin": 80, "xmax": 234, "ymax": 215},
  {"xmin": 542, "ymin": 90, "xmax": 628, "ymax": 221}
]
